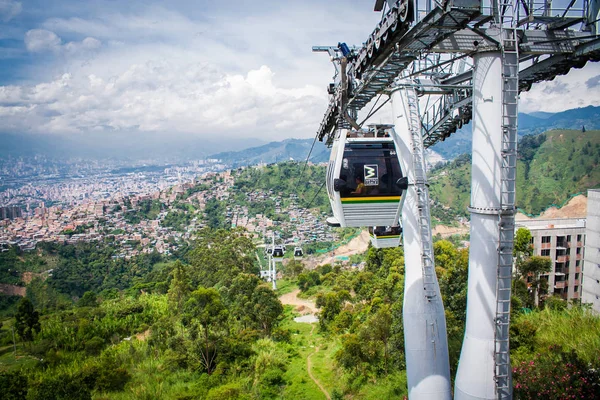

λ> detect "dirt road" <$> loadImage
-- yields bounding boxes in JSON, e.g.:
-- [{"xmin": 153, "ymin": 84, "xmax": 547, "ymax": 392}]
[{"xmin": 279, "ymin": 289, "xmax": 318, "ymax": 314}]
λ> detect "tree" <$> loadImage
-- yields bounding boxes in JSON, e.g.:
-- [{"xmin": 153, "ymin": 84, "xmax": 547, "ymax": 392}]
[
  {"xmin": 362, "ymin": 305, "xmax": 392, "ymax": 375},
  {"xmin": 297, "ymin": 271, "xmax": 320, "ymax": 292},
  {"xmin": 518, "ymin": 256, "xmax": 551, "ymax": 307},
  {"xmin": 283, "ymin": 259, "xmax": 304, "ymax": 278},
  {"xmin": 167, "ymin": 261, "xmax": 191, "ymax": 314},
  {"xmin": 228, "ymin": 273, "xmax": 261, "ymax": 330},
  {"xmin": 439, "ymin": 248, "xmax": 469, "ymax": 323},
  {"xmin": 187, "ymin": 228, "xmax": 257, "ymax": 288},
  {"xmin": 183, "ymin": 287, "xmax": 228, "ymax": 374},
  {"xmin": 335, "ymin": 333, "xmax": 367, "ymax": 375},
  {"xmin": 434, "ymin": 239, "xmax": 459, "ymax": 276},
  {"xmin": 77, "ymin": 291, "xmax": 98, "ymax": 308},
  {"xmin": 316, "ymin": 290, "xmax": 350, "ymax": 331},
  {"xmin": 514, "ymin": 228, "xmax": 533, "ymax": 258},
  {"xmin": 15, "ymin": 297, "xmax": 40, "ymax": 342},
  {"xmin": 0, "ymin": 370, "xmax": 28, "ymax": 400},
  {"xmin": 251, "ymin": 285, "xmax": 283, "ymax": 336}
]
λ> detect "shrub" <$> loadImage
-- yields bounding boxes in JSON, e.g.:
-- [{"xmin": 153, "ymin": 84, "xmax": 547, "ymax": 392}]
[
  {"xmin": 27, "ymin": 374, "xmax": 92, "ymax": 400},
  {"xmin": 206, "ymin": 382, "xmax": 247, "ymax": 400},
  {"xmin": 84, "ymin": 336, "xmax": 105, "ymax": 355},
  {"xmin": 0, "ymin": 370, "xmax": 28, "ymax": 400}
]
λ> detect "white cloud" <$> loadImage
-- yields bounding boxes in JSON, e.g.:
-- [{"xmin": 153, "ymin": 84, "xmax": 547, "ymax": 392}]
[
  {"xmin": 64, "ymin": 37, "xmax": 101, "ymax": 54},
  {"xmin": 7, "ymin": 0, "xmax": 600, "ymax": 145},
  {"xmin": 0, "ymin": 0, "xmax": 21, "ymax": 22},
  {"xmin": 24, "ymin": 29, "xmax": 62, "ymax": 53},
  {"xmin": 519, "ymin": 61, "xmax": 600, "ymax": 113},
  {"xmin": 0, "ymin": 63, "xmax": 326, "ymax": 138},
  {"xmin": 24, "ymin": 29, "xmax": 102, "ymax": 56}
]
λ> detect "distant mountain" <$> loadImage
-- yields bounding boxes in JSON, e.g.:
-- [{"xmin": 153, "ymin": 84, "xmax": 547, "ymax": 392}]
[
  {"xmin": 528, "ymin": 111, "xmax": 554, "ymax": 119},
  {"xmin": 429, "ymin": 129, "xmax": 600, "ymax": 217},
  {"xmin": 0, "ymin": 132, "xmax": 267, "ymax": 162},
  {"xmin": 432, "ymin": 105, "xmax": 600, "ymax": 159},
  {"xmin": 210, "ymin": 138, "xmax": 329, "ymax": 167}
]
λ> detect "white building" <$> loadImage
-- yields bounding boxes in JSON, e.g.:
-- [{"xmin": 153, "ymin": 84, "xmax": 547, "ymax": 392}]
[
  {"xmin": 582, "ymin": 189, "xmax": 600, "ymax": 313},
  {"xmin": 516, "ymin": 218, "xmax": 586, "ymax": 302}
]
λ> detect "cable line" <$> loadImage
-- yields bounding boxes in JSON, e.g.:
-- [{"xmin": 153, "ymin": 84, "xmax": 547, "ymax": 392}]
[{"xmin": 306, "ymin": 180, "xmax": 327, "ymax": 210}]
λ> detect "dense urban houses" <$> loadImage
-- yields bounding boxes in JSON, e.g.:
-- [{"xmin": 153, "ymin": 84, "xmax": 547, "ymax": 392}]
[
  {"xmin": 516, "ymin": 218, "xmax": 586, "ymax": 302},
  {"xmin": 583, "ymin": 189, "xmax": 600, "ymax": 313}
]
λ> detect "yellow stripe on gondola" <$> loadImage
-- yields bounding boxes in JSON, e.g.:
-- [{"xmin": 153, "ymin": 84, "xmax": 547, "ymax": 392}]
[
  {"xmin": 370, "ymin": 235, "xmax": 401, "ymax": 239},
  {"xmin": 341, "ymin": 196, "xmax": 401, "ymax": 203}
]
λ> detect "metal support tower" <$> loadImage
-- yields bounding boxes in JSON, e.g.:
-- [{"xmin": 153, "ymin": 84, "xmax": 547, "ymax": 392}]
[
  {"xmin": 314, "ymin": 2, "xmax": 600, "ymax": 398},
  {"xmin": 494, "ymin": 2, "xmax": 519, "ymax": 397},
  {"xmin": 405, "ymin": 86, "xmax": 438, "ymax": 302},
  {"xmin": 391, "ymin": 83, "xmax": 451, "ymax": 400},
  {"xmin": 271, "ymin": 235, "xmax": 277, "ymax": 290},
  {"xmin": 454, "ymin": 19, "xmax": 518, "ymax": 397}
]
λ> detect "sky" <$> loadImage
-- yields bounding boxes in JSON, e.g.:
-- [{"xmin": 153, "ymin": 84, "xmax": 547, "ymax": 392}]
[{"xmin": 0, "ymin": 0, "xmax": 599, "ymax": 146}]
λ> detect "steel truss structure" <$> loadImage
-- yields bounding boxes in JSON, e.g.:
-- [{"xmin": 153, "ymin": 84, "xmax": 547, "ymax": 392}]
[{"xmin": 313, "ymin": 0, "xmax": 599, "ymax": 399}]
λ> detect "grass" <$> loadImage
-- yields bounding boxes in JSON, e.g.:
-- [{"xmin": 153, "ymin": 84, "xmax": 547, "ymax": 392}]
[
  {"xmin": 353, "ymin": 371, "xmax": 408, "ymax": 399},
  {"xmin": 280, "ymin": 316, "xmax": 338, "ymax": 399},
  {"xmin": 309, "ymin": 338, "xmax": 342, "ymax": 395},
  {"xmin": 0, "ymin": 343, "xmax": 41, "ymax": 371},
  {"xmin": 514, "ymin": 306, "xmax": 600, "ymax": 365},
  {"xmin": 275, "ymin": 279, "xmax": 297, "ymax": 296}
]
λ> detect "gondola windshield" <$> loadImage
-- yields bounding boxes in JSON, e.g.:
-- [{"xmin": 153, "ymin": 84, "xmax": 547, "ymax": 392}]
[{"xmin": 336, "ymin": 142, "xmax": 403, "ymax": 198}]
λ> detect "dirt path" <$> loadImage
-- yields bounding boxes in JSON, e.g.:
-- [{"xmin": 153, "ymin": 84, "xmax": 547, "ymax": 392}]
[
  {"xmin": 306, "ymin": 325, "xmax": 330, "ymax": 400},
  {"xmin": 279, "ymin": 289, "xmax": 317, "ymax": 314},
  {"xmin": 0, "ymin": 284, "xmax": 26, "ymax": 297}
]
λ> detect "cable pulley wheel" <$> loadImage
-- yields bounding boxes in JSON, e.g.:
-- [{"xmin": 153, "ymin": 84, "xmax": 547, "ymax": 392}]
[{"xmin": 398, "ymin": 0, "xmax": 410, "ymax": 23}]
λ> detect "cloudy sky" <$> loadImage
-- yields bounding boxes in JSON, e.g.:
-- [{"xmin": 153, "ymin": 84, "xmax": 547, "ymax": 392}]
[{"xmin": 0, "ymin": 0, "xmax": 599, "ymax": 145}]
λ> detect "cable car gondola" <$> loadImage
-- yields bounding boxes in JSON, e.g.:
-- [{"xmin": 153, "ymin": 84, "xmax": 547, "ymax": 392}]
[
  {"xmin": 272, "ymin": 245, "xmax": 285, "ymax": 261},
  {"xmin": 264, "ymin": 246, "xmax": 273, "ymax": 259},
  {"xmin": 369, "ymin": 226, "xmax": 403, "ymax": 248},
  {"xmin": 293, "ymin": 247, "xmax": 304, "ymax": 260},
  {"xmin": 326, "ymin": 126, "xmax": 408, "ymax": 227}
]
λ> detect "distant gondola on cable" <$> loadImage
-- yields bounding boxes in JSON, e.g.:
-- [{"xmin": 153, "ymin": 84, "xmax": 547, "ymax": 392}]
[
  {"xmin": 326, "ymin": 126, "xmax": 408, "ymax": 228},
  {"xmin": 272, "ymin": 245, "xmax": 285, "ymax": 260},
  {"xmin": 293, "ymin": 247, "xmax": 304, "ymax": 260},
  {"xmin": 369, "ymin": 225, "xmax": 403, "ymax": 248},
  {"xmin": 264, "ymin": 246, "xmax": 273, "ymax": 259}
]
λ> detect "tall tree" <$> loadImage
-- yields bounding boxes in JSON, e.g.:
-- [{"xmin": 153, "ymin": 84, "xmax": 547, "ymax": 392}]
[
  {"xmin": 514, "ymin": 228, "xmax": 533, "ymax": 257},
  {"xmin": 363, "ymin": 305, "xmax": 392, "ymax": 375},
  {"xmin": 14, "ymin": 298, "xmax": 40, "ymax": 343},
  {"xmin": 183, "ymin": 287, "xmax": 228, "ymax": 374},
  {"xmin": 228, "ymin": 273, "xmax": 261, "ymax": 330},
  {"xmin": 167, "ymin": 261, "xmax": 191, "ymax": 314},
  {"xmin": 251, "ymin": 285, "xmax": 283, "ymax": 336},
  {"xmin": 519, "ymin": 255, "xmax": 552, "ymax": 307}
]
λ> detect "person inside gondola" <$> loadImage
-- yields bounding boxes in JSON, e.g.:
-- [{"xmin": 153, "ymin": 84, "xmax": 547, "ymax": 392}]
[{"xmin": 352, "ymin": 176, "xmax": 366, "ymax": 194}]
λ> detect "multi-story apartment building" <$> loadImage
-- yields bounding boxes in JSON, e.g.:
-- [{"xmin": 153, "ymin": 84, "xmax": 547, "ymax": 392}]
[
  {"xmin": 0, "ymin": 206, "xmax": 23, "ymax": 220},
  {"xmin": 516, "ymin": 218, "xmax": 586, "ymax": 302},
  {"xmin": 582, "ymin": 189, "xmax": 600, "ymax": 313}
]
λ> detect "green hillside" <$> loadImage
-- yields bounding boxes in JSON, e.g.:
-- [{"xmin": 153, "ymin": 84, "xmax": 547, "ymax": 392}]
[
  {"xmin": 428, "ymin": 154, "xmax": 472, "ymax": 221},
  {"xmin": 233, "ymin": 161, "xmax": 329, "ymax": 213},
  {"xmin": 428, "ymin": 129, "xmax": 600, "ymax": 216},
  {"xmin": 517, "ymin": 129, "xmax": 600, "ymax": 213}
]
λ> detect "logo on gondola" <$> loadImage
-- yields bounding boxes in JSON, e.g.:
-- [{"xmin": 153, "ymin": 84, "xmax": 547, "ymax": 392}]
[{"xmin": 364, "ymin": 165, "xmax": 378, "ymax": 186}]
